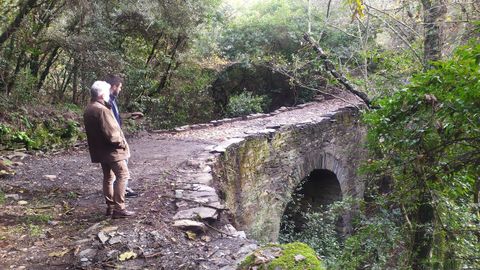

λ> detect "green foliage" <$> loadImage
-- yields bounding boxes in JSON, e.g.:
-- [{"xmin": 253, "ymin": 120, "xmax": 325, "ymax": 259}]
[
  {"xmin": 141, "ymin": 63, "xmax": 216, "ymax": 129},
  {"xmin": 66, "ymin": 191, "xmax": 78, "ymax": 199},
  {"xmin": 361, "ymin": 41, "xmax": 480, "ymax": 268},
  {"xmin": 226, "ymin": 92, "xmax": 267, "ymax": 117},
  {"xmin": 336, "ymin": 200, "xmax": 409, "ymax": 269},
  {"xmin": 357, "ymin": 44, "xmax": 422, "ymax": 98},
  {"xmin": 23, "ymin": 214, "xmax": 52, "ymax": 224},
  {"xmin": 10, "ymin": 131, "xmax": 34, "ymax": 148},
  {"xmin": 0, "ymin": 115, "xmax": 83, "ymax": 151},
  {"xmin": 238, "ymin": 242, "xmax": 325, "ymax": 270},
  {"xmin": 279, "ymin": 202, "xmax": 341, "ymax": 268},
  {"xmin": 10, "ymin": 67, "xmax": 37, "ymax": 105},
  {"xmin": 27, "ymin": 224, "xmax": 43, "ymax": 237},
  {"xmin": 220, "ymin": 0, "xmax": 304, "ymax": 60}
]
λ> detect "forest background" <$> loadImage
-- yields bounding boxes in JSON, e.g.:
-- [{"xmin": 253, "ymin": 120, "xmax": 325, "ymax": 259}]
[{"xmin": 0, "ymin": 0, "xmax": 479, "ymax": 269}]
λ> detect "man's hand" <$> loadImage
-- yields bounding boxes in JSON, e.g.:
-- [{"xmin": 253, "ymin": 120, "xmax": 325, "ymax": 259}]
[{"xmin": 120, "ymin": 112, "xmax": 144, "ymax": 119}]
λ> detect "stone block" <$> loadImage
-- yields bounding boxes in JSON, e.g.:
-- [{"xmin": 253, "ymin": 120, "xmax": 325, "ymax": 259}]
[{"xmin": 173, "ymin": 207, "xmax": 218, "ymax": 220}]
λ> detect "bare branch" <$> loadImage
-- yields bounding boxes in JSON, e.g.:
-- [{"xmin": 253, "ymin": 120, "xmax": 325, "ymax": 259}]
[
  {"xmin": 303, "ymin": 33, "xmax": 372, "ymax": 108},
  {"xmin": 367, "ymin": 11, "xmax": 425, "ymax": 66}
]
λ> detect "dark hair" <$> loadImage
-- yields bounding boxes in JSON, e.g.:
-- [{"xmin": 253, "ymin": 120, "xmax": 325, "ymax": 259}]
[{"xmin": 105, "ymin": 74, "xmax": 124, "ymax": 87}]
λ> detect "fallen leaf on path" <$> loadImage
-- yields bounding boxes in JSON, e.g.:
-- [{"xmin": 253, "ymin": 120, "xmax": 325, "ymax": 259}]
[
  {"xmin": 185, "ymin": 231, "xmax": 196, "ymax": 240},
  {"xmin": 48, "ymin": 248, "xmax": 70, "ymax": 257},
  {"xmin": 0, "ymin": 169, "xmax": 14, "ymax": 176},
  {"xmin": 118, "ymin": 251, "xmax": 137, "ymax": 261},
  {"xmin": 201, "ymin": 235, "xmax": 211, "ymax": 242},
  {"xmin": 100, "ymin": 226, "xmax": 118, "ymax": 233}
]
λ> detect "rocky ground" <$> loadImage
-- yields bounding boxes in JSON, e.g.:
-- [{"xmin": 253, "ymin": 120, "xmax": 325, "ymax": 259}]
[{"xmin": 0, "ymin": 92, "xmax": 362, "ymax": 269}]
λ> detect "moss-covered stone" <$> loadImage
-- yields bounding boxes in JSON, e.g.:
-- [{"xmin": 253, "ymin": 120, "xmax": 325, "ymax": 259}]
[{"xmin": 237, "ymin": 242, "xmax": 325, "ymax": 270}]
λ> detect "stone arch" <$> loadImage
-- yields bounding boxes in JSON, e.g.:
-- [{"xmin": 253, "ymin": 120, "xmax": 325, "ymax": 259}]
[
  {"xmin": 300, "ymin": 169, "xmax": 343, "ymax": 208},
  {"xmin": 292, "ymin": 151, "xmax": 350, "ymax": 197},
  {"xmin": 281, "ymin": 169, "xmax": 342, "ymax": 234}
]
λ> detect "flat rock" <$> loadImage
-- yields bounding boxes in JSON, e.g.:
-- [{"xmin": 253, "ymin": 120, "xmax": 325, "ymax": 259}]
[
  {"xmin": 194, "ymin": 174, "xmax": 213, "ymax": 184},
  {"xmin": 177, "ymin": 189, "xmax": 218, "ymax": 201},
  {"xmin": 43, "ymin": 175, "xmax": 57, "ymax": 181},
  {"xmin": 237, "ymin": 244, "xmax": 258, "ymax": 257},
  {"xmin": 100, "ymin": 226, "xmax": 118, "ymax": 233},
  {"xmin": 108, "ymin": 236, "xmax": 122, "ymax": 245},
  {"xmin": 172, "ymin": 219, "xmax": 207, "ymax": 232},
  {"xmin": 83, "ymin": 222, "xmax": 102, "ymax": 235},
  {"xmin": 173, "ymin": 207, "xmax": 218, "ymax": 220},
  {"xmin": 224, "ymin": 224, "xmax": 246, "ymax": 238},
  {"xmin": 5, "ymin": 194, "xmax": 20, "ymax": 200},
  {"xmin": 97, "ymin": 232, "xmax": 109, "ymax": 244},
  {"xmin": 211, "ymin": 138, "xmax": 244, "ymax": 153},
  {"xmin": 294, "ymin": 254, "xmax": 306, "ymax": 262},
  {"xmin": 78, "ymin": 248, "xmax": 96, "ymax": 259},
  {"xmin": 191, "ymin": 184, "xmax": 215, "ymax": 192}
]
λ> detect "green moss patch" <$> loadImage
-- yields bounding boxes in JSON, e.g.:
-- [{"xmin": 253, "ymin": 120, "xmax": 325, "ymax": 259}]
[{"xmin": 238, "ymin": 242, "xmax": 325, "ymax": 270}]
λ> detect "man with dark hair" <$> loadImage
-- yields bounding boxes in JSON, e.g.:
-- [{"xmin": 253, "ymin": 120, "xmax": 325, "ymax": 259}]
[
  {"xmin": 105, "ymin": 74, "xmax": 139, "ymax": 198},
  {"xmin": 83, "ymin": 81, "xmax": 135, "ymax": 219}
]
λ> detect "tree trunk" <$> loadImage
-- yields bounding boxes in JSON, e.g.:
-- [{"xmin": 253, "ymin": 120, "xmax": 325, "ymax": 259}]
[
  {"xmin": 36, "ymin": 46, "xmax": 59, "ymax": 91},
  {"xmin": 421, "ymin": 0, "xmax": 447, "ymax": 66},
  {"xmin": 153, "ymin": 35, "xmax": 186, "ymax": 95},
  {"xmin": 146, "ymin": 36, "xmax": 161, "ymax": 67},
  {"xmin": 412, "ymin": 192, "xmax": 435, "ymax": 270},
  {"xmin": 71, "ymin": 62, "xmax": 78, "ymax": 104},
  {"xmin": 6, "ymin": 50, "xmax": 26, "ymax": 95}
]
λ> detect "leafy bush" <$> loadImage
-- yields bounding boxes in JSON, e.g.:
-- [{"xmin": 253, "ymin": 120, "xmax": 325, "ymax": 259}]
[
  {"xmin": 226, "ymin": 92, "xmax": 266, "ymax": 117},
  {"xmin": 141, "ymin": 64, "xmax": 217, "ymax": 129},
  {"xmin": 361, "ymin": 41, "xmax": 480, "ymax": 269},
  {"xmin": 0, "ymin": 116, "xmax": 83, "ymax": 151},
  {"xmin": 335, "ymin": 201, "xmax": 408, "ymax": 270}
]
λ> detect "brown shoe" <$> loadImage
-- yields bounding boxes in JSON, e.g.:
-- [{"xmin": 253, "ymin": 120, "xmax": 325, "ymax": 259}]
[
  {"xmin": 106, "ymin": 207, "xmax": 113, "ymax": 216},
  {"xmin": 112, "ymin": 209, "xmax": 136, "ymax": 219}
]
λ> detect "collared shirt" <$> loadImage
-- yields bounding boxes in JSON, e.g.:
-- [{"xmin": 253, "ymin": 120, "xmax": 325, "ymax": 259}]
[{"xmin": 109, "ymin": 94, "xmax": 122, "ymax": 126}]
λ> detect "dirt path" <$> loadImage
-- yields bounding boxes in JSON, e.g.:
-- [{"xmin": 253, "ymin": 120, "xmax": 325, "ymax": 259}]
[
  {"xmin": 0, "ymin": 134, "xmax": 229, "ymax": 269},
  {"xmin": 0, "ymin": 93, "xmax": 363, "ymax": 269}
]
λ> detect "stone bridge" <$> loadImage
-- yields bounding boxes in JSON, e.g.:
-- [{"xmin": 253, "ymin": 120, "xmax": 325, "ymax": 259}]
[{"xmin": 170, "ymin": 95, "xmax": 366, "ymax": 243}]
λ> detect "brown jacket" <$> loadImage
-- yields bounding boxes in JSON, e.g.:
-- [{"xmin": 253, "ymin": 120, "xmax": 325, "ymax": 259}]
[{"xmin": 83, "ymin": 100, "xmax": 130, "ymax": 163}]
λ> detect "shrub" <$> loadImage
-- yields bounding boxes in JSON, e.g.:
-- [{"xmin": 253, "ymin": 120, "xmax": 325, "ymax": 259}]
[
  {"xmin": 226, "ymin": 92, "xmax": 266, "ymax": 117},
  {"xmin": 0, "ymin": 116, "xmax": 83, "ymax": 151}
]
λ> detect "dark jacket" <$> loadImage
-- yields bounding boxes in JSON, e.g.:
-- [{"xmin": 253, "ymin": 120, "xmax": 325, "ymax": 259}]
[
  {"xmin": 83, "ymin": 100, "xmax": 130, "ymax": 163},
  {"xmin": 109, "ymin": 95, "xmax": 122, "ymax": 126}
]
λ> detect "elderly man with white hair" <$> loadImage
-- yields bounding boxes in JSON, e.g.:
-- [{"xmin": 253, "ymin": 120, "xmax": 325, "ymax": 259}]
[{"xmin": 83, "ymin": 81, "xmax": 135, "ymax": 219}]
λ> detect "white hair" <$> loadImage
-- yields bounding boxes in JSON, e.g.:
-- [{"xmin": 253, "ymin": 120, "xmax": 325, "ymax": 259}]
[{"xmin": 90, "ymin": 81, "xmax": 111, "ymax": 99}]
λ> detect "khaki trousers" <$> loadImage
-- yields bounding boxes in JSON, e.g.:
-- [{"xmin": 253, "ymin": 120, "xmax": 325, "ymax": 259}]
[{"xmin": 101, "ymin": 161, "xmax": 130, "ymax": 210}]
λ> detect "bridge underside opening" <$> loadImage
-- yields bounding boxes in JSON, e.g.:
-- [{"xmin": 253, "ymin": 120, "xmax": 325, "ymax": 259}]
[{"xmin": 280, "ymin": 169, "xmax": 342, "ymax": 237}]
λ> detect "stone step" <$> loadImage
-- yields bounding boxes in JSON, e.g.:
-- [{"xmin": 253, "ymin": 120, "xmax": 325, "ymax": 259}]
[{"xmin": 173, "ymin": 207, "xmax": 218, "ymax": 221}]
